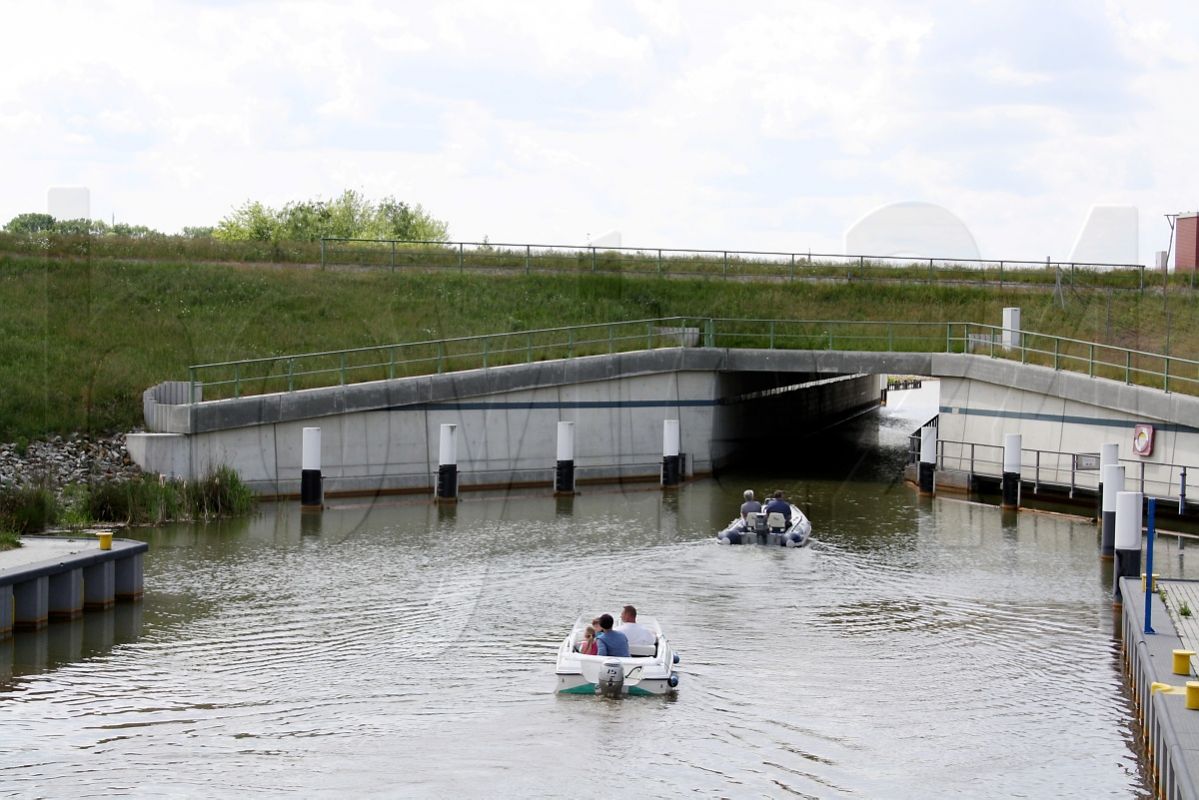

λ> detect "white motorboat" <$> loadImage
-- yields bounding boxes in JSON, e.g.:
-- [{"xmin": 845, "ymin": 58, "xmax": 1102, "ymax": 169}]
[
  {"xmin": 716, "ymin": 504, "xmax": 812, "ymax": 547},
  {"xmin": 554, "ymin": 614, "xmax": 680, "ymax": 697}
]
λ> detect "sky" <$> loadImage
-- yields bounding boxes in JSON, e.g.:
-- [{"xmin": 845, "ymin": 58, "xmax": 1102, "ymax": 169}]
[{"xmin": 2, "ymin": 0, "xmax": 1197, "ymax": 266}]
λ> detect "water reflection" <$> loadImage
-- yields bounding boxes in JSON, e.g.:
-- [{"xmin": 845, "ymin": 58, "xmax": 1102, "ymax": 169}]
[
  {"xmin": 1, "ymin": 386, "xmax": 1189, "ymax": 798},
  {"xmin": 0, "ymin": 603, "xmax": 144, "ymax": 688}
]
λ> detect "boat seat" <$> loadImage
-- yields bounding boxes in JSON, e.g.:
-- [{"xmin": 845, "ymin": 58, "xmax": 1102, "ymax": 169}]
[
  {"xmin": 766, "ymin": 511, "xmax": 786, "ymax": 532},
  {"xmin": 628, "ymin": 643, "xmax": 656, "ymax": 658},
  {"xmin": 746, "ymin": 512, "xmax": 767, "ymax": 533}
]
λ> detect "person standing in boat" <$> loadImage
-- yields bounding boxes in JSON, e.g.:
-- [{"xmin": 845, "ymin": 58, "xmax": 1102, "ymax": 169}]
[
  {"xmin": 739, "ymin": 490, "xmax": 762, "ymax": 521},
  {"xmin": 595, "ymin": 614, "xmax": 630, "ymax": 658},
  {"xmin": 764, "ymin": 490, "xmax": 792, "ymax": 529},
  {"xmin": 615, "ymin": 605, "xmax": 655, "ymax": 648}
]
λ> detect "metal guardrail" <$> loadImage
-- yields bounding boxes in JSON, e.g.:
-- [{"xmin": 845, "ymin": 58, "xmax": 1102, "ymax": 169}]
[
  {"xmin": 923, "ymin": 438, "xmax": 1195, "ymax": 507},
  {"xmin": 185, "ymin": 318, "xmax": 1199, "ymax": 403},
  {"xmin": 318, "ymin": 236, "xmax": 1151, "ymax": 289}
]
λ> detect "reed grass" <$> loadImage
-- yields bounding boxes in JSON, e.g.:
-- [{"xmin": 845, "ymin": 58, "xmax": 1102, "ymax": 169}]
[{"xmin": 1, "ymin": 467, "xmax": 254, "ymax": 532}]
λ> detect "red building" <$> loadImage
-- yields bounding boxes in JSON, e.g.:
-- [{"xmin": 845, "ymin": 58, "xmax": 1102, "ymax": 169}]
[{"xmin": 1178, "ymin": 212, "xmax": 1199, "ymax": 272}]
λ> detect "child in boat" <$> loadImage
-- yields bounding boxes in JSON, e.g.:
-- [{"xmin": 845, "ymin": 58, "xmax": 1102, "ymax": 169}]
[{"xmin": 579, "ymin": 626, "xmax": 599, "ymax": 655}]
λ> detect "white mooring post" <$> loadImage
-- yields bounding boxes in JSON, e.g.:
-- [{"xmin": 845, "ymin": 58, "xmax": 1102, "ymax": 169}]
[
  {"xmin": 555, "ymin": 421, "xmax": 576, "ymax": 496},
  {"xmin": 919, "ymin": 426, "xmax": 937, "ymax": 496},
  {"xmin": 1101, "ymin": 463, "xmax": 1125, "ymax": 561},
  {"xmin": 661, "ymin": 419, "xmax": 681, "ymax": 487},
  {"xmin": 1002, "ymin": 433, "xmax": 1022, "ymax": 510},
  {"xmin": 1097, "ymin": 443, "xmax": 1119, "ymax": 531},
  {"xmin": 301, "ymin": 427, "xmax": 322, "ymax": 509},
  {"xmin": 437, "ymin": 423, "xmax": 458, "ymax": 503},
  {"xmin": 1113, "ymin": 490, "xmax": 1143, "ymax": 604}
]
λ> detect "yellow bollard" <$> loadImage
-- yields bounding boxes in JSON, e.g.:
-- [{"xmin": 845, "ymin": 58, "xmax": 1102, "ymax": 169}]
[
  {"xmin": 1188, "ymin": 682, "xmax": 1199, "ymax": 711},
  {"xmin": 1173, "ymin": 650, "xmax": 1195, "ymax": 676},
  {"xmin": 1140, "ymin": 572, "xmax": 1160, "ymax": 592},
  {"xmin": 96, "ymin": 531, "xmax": 113, "ymax": 551}
]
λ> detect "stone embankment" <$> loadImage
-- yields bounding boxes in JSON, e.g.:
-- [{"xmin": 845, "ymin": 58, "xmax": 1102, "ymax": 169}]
[{"xmin": 0, "ymin": 434, "xmax": 142, "ymax": 496}]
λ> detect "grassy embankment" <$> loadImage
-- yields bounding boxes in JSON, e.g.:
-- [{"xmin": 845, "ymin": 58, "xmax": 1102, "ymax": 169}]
[{"xmin": 2, "ymin": 246, "xmax": 1197, "ymax": 442}]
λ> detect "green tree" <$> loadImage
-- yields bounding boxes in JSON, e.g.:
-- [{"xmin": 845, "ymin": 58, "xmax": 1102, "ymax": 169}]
[
  {"xmin": 213, "ymin": 191, "xmax": 449, "ymax": 243},
  {"xmin": 4, "ymin": 213, "xmax": 56, "ymax": 234}
]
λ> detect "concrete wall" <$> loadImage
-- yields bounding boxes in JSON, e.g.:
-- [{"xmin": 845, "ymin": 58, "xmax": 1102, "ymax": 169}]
[
  {"xmin": 935, "ymin": 356, "xmax": 1199, "ymax": 497},
  {"xmin": 128, "ymin": 348, "xmax": 880, "ymax": 497}
]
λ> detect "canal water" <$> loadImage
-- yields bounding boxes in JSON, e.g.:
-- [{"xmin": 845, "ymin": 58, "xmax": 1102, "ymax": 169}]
[{"xmin": 2, "ymin": 384, "xmax": 1194, "ymax": 798}]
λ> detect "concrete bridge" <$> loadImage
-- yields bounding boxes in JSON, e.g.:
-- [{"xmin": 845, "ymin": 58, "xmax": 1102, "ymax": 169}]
[{"xmin": 126, "ymin": 317, "xmax": 1199, "ymax": 500}]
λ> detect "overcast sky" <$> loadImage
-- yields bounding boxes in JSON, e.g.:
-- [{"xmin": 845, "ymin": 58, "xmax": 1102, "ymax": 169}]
[{"xmin": 3, "ymin": 0, "xmax": 1196, "ymax": 265}]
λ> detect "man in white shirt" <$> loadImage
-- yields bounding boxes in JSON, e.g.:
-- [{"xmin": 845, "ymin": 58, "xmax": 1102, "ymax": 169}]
[{"xmin": 615, "ymin": 605, "xmax": 656, "ymax": 648}]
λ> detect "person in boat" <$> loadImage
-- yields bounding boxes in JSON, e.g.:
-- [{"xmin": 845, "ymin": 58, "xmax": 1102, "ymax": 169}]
[
  {"xmin": 739, "ymin": 489, "xmax": 762, "ymax": 522},
  {"xmin": 595, "ymin": 613, "xmax": 630, "ymax": 658},
  {"xmin": 764, "ymin": 490, "xmax": 792, "ymax": 530},
  {"xmin": 578, "ymin": 625, "xmax": 599, "ymax": 655},
  {"xmin": 615, "ymin": 605, "xmax": 655, "ymax": 648}
]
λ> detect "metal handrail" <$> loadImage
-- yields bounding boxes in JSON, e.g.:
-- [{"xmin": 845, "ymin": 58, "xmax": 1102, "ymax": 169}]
[
  {"xmin": 921, "ymin": 437, "xmax": 1197, "ymax": 507},
  {"xmin": 186, "ymin": 318, "xmax": 1199, "ymax": 403},
  {"xmin": 319, "ymin": 236, "xmax": 1144, "ymax": 274}
]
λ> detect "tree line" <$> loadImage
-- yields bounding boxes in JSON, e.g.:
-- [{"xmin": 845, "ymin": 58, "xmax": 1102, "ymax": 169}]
[{"xmin": 2, "ymin": 190, "xmax": 449, "ymax": 243}]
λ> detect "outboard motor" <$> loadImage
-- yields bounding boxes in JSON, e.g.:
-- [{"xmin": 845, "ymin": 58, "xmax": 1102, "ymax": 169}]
[{"xmin": 598, "ymin": 660, "xmax": 624, "ymax": 697}]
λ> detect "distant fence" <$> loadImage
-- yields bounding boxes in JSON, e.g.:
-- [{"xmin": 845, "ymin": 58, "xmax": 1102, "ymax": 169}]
[
  {"xmin": 3, "ymin": 231, "xmax": 1189, "ymax": 293},
  {"xmin": 183, "ymin": 317, "xmax": 1199, "ymax": 402},
  {"xmin": 318, "ymin": 236, "xmax": 1162, "ymax": 292}
]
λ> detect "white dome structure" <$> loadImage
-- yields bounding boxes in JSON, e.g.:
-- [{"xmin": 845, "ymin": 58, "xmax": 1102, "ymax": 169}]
[{"xmin": 844, "ymin": 201, "xmax": 981, "ymax": 260}]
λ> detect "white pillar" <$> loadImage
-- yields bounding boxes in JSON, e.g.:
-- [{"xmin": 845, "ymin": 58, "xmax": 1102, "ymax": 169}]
[
  {"xmin": 662, "ymin": 419, "xmax": 681, "ymax": 487},
  {"xmin": 1002, "ymin": 433, "xmax": 1021, "ymax": 509},
  {"xmin": 1101, "ymin": 463, "xmax": 1124, "ymax": 559},
  {"xmin": 301, "ymin": 426, "xmax": 322, "ymax": 508},
  {"xmin": 555, "ymin": 421, "xmax": 575, "ymax": 495},
  {"xmin": 918, "ymin": 426, "xmax": 937, "ymax": 495},
  {"xmin": 1114, "ymin": 490, "xmax": 1142, "ymax": 603},
  {"xmin": 437, "ymin": 423, "xmax": 458, "ymax": 502}
]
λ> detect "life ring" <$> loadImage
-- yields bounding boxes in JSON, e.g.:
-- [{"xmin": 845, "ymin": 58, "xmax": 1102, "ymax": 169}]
[{"xmin": 1133, "ymin": 424, "xmax": 1154, "ymax": 457}]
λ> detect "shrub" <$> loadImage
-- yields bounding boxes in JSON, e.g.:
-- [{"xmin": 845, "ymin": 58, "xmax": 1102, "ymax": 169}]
[
  {"xmin": 0, "ymin": 483, "xmax": 58, "ymax": 533},
  {"xmin": 0, "ymin": 528, "xmax": 21, "ymax": 550}
]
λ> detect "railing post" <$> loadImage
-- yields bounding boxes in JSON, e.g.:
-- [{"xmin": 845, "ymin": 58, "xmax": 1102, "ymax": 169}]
[
  {"xmin": 438, "ymin": 342, "xmax": 445, "ymax": 373},
  {"xmin": 790, "ymin": 253, "xmax": 795, "ymax": 280},
  {"xmin": 525, "ymin": 244, "xmax": 531, "ymax": 275},
  {"xmin": 1125, "ymin": 351, "xmax": 1131, "ymax": 384},
  {"xmin": 288, "ymin": 358, "xmax": 295, "ymax": 391},
  {"xmin": 647, "ymin": 323, "xmax": 653, "ymax": 350},
  {"xmin": 1053, "ymin": 339, "xmax": 1059, "ymax": 370},
  {"xmin": 1035, "ymin": 450, "xmax": 1041, "ymax": 494},
  {"xmin": 390, "ymin": 240, "xmax": 396, "ymax": 271},
  {"xmin": 705, "ymin": 318, "xmax": 714, "ymax": 347},
  {"xmin": 339, "ymin": 353, "xmax": 347, "ymax": 385},
  {"xmin": 723, "ymin": 251, "xmax": 728, "ymax": 276},
  {"xmin": 568, "ymin": 329, "xmax": 574, "ymax": 359},
  {"xmin": 999, "ymin": 260, "xmax": 1004, "ymax": 287},
  {"xmin": 591, "ymin": 246, "xmax": 596, "ymax": 273},
  {"xmin": 527, "ymin": 333, "xmax": 533, "ymax": 363},
  {"xmin": 320, "ymin": 237, "xmax": 326, "ymax": 268},
  {"xmin": 1139, "ymin": 265, "xmax": 1145, "ymax": 296},
  {"xmin": 388, "ymin": 348, "xmax": 395, "ymax": 380},
  {"xmin": 657, "ymin": 248, "xmax": 663, "ymax": 274},
  {"xmin": 1089, "ymin": 344, "xmax": 1094, "ymax": 377},
  {"xmin": 188, "ymin": 367, "xmax": 197, "ymax": 404},
  {"xmin": 234, "ymin": 363, "xmax": 241, "ymax": 398},
  {"xmin": 1163, "ymin": 357, "xmax": 1170, "ymax": 392},
  {"xmin": 608, "ymin": 325, "xmax": 613, "ymax": 353},
  {"xmin": 769, "ymin": 320, "xmax": 775, "ymax": 349},
  {"xmin": 482, "ymin": 338, "xmax": 489, "ymax": 368},
  {"xmin": 458, "ymin": 242, "xmax": 464, "ymax": 271}
]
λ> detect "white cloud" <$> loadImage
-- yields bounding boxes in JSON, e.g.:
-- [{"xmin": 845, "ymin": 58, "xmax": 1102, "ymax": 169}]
[{"xmin": 1, "ymin": 0, "xmax": 1198, "ymax": 266}]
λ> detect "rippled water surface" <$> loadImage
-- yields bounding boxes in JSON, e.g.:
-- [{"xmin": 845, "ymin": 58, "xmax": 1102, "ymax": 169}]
[{"xmin": 3, "ymin": 387, "xmax": 1193, "ymax": 798}]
